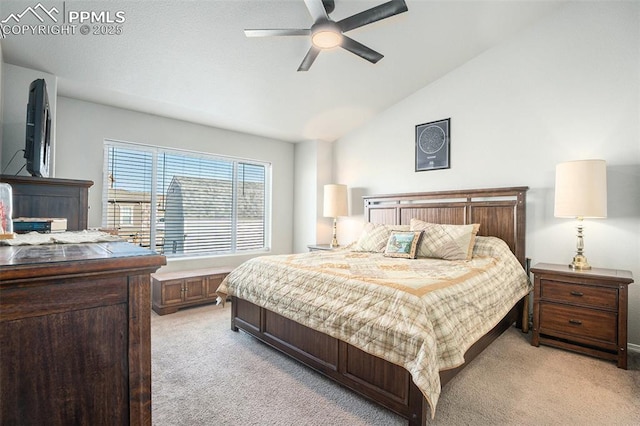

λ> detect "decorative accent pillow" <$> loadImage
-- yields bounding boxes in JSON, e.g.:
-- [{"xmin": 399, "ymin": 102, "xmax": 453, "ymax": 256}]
[
  {"xmin": 410, "ymin": 218, "xmax": 480, "ymax": 260},
  {"xmin": 383, "ymin": 231, "xmax": 423, "ymax": 259},
  {"xmin": 352, "ymin": 223, "xmax": 410, "ymax": 252}
]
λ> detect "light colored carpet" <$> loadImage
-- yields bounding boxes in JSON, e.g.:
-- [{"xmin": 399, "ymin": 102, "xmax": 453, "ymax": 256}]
[{"xmin": 151, "ymin": 304, "xmax": 640, "ymax": 425}]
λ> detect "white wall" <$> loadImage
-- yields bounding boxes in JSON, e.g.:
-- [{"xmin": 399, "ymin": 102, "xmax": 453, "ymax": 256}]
[
  {"xmin": 292, "ymin": 140, "xmax": 335, "ymax": 253},
  {"xmin": 55, "ymin": 96, "xmax": 295, "ymax": 271},
  {"xmin": 331, "ymin": 2, "xmax": 640, "ymax": 346},
  {"xmin": 293, "ymin": 141, "xmax": 318, "ymax": 253},
  {"xmin": 1, "ymin": 64, "xmax": 57, "ymax": 176}
]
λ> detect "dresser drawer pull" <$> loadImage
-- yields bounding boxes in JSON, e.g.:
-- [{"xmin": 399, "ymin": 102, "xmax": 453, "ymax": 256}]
[
  {"xmin": 568, "ymin": 319, "xmax": 583, "ymax": 326},
  {"xmin": 570, "ymin": 291, "xmax": 584, "ymax": 297}
]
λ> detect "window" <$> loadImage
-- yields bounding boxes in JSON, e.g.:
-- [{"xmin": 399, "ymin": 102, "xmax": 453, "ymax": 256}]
[
  {"xmin": 119, "ymin": 206, "xmax": 133, "ymax": 226},
  {"xmin": 103, "ymin": 140, "xmax": 271, "ymax": 258}
]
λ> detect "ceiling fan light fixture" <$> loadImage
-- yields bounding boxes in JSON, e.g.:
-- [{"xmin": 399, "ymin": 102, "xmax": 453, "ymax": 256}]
[
  {"xmin": 245, "ymin": 0, "xmax": 408, "ymax": 70},
  {"xmin": 311, "ymin": 29, "xmax": 342, "ymax": 49}
]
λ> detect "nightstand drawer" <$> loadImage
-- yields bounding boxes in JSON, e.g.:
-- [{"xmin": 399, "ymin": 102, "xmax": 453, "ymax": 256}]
[
  {"xmin": 539, "ymin": 304, "xmax": 617, "ymax": 343},
  {"xmin": 532, "ymin": 263, "xmax": 634, "ymax": 369},
  {"xmin": 540, "ymin": 280, "xmax": 617, "ymax": 309}
]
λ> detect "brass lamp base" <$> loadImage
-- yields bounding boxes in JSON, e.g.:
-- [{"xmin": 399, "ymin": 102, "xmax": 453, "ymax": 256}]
[
  {"xmin": 569, "ymin": 254, "xmax": 591, "ymax": 270},
  {"xmin": 330, "ymin": 217, "xmax": 340, "ymax": 248},
  {"xmin": 569, "ymin": 218, "xmax": 591, "ymax": 270}
]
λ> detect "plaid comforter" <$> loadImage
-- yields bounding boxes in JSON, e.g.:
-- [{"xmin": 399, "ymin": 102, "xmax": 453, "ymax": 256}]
[{"xmin": 218, "ymin": 236, "xmax": 530, "ymax": 415}]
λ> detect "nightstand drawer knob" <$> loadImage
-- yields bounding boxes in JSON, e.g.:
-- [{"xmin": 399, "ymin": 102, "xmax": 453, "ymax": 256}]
[
  {"xmin": 570, "ymin": 291, "xmax": 584, "ymax": 297},
  {"xmin": 568, "ymin": 319, "xmax": 583, "ymax": 326}
]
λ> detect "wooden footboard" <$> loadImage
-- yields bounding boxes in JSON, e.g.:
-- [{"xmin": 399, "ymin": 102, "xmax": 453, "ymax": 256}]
[{"xmin": 231, "ymin": 295, "xmax": 525, "ymax": 425}]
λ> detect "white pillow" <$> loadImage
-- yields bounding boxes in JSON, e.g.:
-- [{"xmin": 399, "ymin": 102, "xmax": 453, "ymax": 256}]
[
  {"xmin": 352, "ymin": 223, "xmax": 410, "ymax": 252},
  {"xmin": 410, "ymin": 218, "xmax": 480, "ymax": 260}
]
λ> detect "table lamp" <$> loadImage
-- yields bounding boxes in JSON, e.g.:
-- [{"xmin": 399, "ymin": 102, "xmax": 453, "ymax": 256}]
[
  {"xmin": 554, "ymin": 159, "xmax": 607, "ymax": 270},
  {"xmin": 323, "ymin": 184, "xmax": 348, "ymax": 248}
]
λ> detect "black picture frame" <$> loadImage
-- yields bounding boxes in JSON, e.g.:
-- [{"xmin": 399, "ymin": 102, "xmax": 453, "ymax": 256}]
[{"xmin": 415, "ymin": 118, "xmax": 450, "ymax": 171}]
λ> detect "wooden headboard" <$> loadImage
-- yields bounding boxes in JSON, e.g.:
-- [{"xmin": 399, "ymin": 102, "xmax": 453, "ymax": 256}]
[{"xmin": 363, "ymin": 186, "xmax": 528, "ymax": 267}]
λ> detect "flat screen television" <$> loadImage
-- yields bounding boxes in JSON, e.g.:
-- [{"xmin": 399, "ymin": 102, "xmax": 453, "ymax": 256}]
[{"xmin": 24, "ymin": 78, "xmax": 51, "ymax": 177}]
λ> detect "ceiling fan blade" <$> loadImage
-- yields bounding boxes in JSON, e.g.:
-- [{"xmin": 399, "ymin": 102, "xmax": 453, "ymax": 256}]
[
  {"xmin": 340, "ymin": 36, "xmax": 384, "ymax": 64},
  {"xmin": 304, "ymin": 0, "xmax": 329, "ymax": 22},
  {"xmin": 338, "ymin": 0, "xmax": 408, "ymax": 33},
  {"xmin": 298, "ymin": 46, "xmax": 321, "ymax": 71},
  {"xmin": 322, "ymin": 0, "xmax": 335, "ymax": 15},
  {"xmin": 244, "ymin": 29, "xmax": 310, "ymax": 37}
]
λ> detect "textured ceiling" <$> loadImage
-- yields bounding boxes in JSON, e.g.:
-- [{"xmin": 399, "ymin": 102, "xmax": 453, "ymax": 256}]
[{"xmin": 0, "ymin": 1, "xmax": 565, "ymax": 142}]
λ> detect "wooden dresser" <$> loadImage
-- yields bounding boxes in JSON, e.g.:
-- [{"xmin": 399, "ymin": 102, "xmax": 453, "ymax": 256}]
[
  {"xmin": 531, "ymin": 263, "xmax": 634, "ymax": 369},
  {"xmin": 0, "ymin": 175, "xmax": 93, "ymax": 231},
  {"xmin": 0, "ymin": 242, "xmax": 166, "ymax": 425}
]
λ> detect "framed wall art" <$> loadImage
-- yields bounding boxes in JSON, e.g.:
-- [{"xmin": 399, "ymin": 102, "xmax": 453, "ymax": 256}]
[{"xmin": 415, "ymin": 118, "xmax": 450, "ymax": 171}]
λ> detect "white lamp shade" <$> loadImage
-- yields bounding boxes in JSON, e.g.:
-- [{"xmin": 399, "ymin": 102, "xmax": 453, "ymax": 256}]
[
  {"xmin": 554, "ymin": 159, "xmax": 607, "ymax": 218},
  {"xmin": 323, "ymin": 184, "xmax": 348, "ymax": 218}
]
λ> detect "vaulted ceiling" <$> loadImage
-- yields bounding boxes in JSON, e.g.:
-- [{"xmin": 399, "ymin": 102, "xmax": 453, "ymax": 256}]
[{"xmin": 0, "ymin": 0, "xmax": 565, "ymax": 142}]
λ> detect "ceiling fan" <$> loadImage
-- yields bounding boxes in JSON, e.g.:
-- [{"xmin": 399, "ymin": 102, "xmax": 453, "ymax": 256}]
[{"xmin": 244, "ymin": 0, "xmax": 408, "ymax": 71}]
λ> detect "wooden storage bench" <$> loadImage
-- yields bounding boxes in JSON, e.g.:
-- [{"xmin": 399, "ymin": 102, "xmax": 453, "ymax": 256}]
[{"xmin": 151, "ymin": 266, "xmax": 233, "ymax": 315}]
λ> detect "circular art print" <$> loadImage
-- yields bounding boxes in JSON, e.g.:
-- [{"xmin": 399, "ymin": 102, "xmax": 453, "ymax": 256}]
[
  {"xmin": 415, "ymin": 118, "xmax": 450, "ymax": 171},
  {"xmin": 418, "ymin": 125, "xmax": 446, "ymax": 154}
]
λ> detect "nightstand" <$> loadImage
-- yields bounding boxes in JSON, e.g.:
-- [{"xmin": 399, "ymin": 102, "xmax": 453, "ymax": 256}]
[
  {"xmin": 531, "ymin": 263, "xmax": 634, "ymax": 369},
  {"xmin": 307, "ymin": 244, "xmax": 336, "ymax": 252}
]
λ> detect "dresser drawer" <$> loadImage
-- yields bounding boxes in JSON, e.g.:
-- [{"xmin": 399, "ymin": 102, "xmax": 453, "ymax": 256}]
[
  {"xmin": 540, "ymin": 280, "xmax": 617, "ymax": 310},
  {"xmin": 539, "ymin": 303, "xmax": 617, "ymax": 343}
]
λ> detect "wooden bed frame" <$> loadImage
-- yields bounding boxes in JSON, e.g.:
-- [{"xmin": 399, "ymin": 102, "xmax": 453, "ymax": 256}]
[{"xmin": 230, "ymin": 186, "xmax": 529, "ymax": 425}]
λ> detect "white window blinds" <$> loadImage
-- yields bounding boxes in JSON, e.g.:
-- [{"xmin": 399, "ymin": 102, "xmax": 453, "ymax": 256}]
[{"xmin": 103, "ymin": 140, "xmax": 270, "ymax": 258}]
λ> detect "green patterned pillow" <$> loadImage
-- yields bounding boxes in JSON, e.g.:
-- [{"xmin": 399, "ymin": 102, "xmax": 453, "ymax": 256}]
[
  {"xmin": 410, "ymin": 218, "xmax": 480, "ymax": 260},
  {"xmin": 352, "ymin": 223, "xmax": 410, "ymax": 252},
  {"xmin": 383, "ymin": 231, "xmax": 423, "ymax": 259}
]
